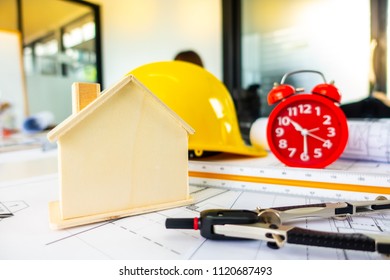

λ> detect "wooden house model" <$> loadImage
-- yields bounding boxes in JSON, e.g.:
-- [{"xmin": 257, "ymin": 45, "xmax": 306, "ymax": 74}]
[{"xmin": 47, "ymin": 75, "xmax": 194, "ymax": 229}]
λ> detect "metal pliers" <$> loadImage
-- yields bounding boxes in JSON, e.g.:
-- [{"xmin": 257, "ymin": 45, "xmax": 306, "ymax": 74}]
[{"xmin": 166, "ymin": 197, "xmax": 390, "ymax": 254}]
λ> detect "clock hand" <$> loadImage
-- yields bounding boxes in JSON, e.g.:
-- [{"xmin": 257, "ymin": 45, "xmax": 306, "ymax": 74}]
[
  {"xmin": 288, "ymin": 119, "xmax": 304, "ymax": 132},
  {"xmin": 303, "ymin": 133, "xmax": 308, "ymax": 155},
  {"xmin": 306, "ymin": 132, "xmax": 333, "ymax": 149},
  {"xmin": 289, "ymin": 119, "xmax": 320, "ymax": 136},
  {"xmin": 289, "ymin": 118, "xmax": 310, "ymax": 156},
  {"xmin": 289, "ymin": 119, "xmax": 319, "ymax": 136},
  {"xmin": 306, "ymin": 131, "xmax": 327, "ymax": 143}
]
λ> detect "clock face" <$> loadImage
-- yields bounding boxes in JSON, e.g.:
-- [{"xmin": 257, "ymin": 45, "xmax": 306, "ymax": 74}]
[{"xmin": 267, "ymin": 93, "xmax": 348, "ymax": 168}]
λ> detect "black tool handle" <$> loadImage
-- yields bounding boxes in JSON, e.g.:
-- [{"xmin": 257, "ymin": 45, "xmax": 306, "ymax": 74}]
[
  {"xmin": 166, "ymin": 218, "xmax": 194, "ymax": 229},
  {"xmin": 286, "ymin": 227, "xmax": 389, "ymax": 254}
]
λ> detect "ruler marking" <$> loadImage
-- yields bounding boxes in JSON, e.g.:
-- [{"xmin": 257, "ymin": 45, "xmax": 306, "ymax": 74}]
[{"xmin": 188, "ymin": 171, "xmax": 390, "ymax": 195}]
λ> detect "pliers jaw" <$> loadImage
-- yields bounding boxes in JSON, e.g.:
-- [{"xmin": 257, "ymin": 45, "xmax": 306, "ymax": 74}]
[
  {"xmin": 213, "ymin": 222, "xmax": 288, "ymax": 249},
  {"xmin": 199, "ymin": 209, "xmax": 260, "ymax": 240}
]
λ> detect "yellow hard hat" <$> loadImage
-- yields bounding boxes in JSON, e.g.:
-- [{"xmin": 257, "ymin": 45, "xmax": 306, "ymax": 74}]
[{"xmin": 128, "ymin": 61, "xmax": 266, "ymax": 158}]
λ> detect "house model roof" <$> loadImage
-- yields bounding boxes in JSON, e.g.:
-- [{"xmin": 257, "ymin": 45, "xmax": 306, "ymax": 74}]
[{"xmin": 47, "ymin": 75, "xmax": 194, "ymax": 142}]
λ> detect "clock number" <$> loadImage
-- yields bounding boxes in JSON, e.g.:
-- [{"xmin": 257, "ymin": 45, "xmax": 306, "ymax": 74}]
[
  {"xmin": 287, "ymin": 107, "xmax": 297, "ymax": 116},
  {"xmin": 323, "ymin": 115, "xmax": 332, "ymax": 125},
  {"xmin": 315, "ymin": 106, "xmax": 321, "ymax": 116},
  {"xmin": 327, "ymin": 127, "xmax": 336, "ymax": 137},
  {"xmin": 275, "ymin": 127, "xmax": 284, "ymax": 137},
  {"xmin": 278, "ymin": 139, "xmax": 288, "ymax": 149},
  {"xmin": 314, "ymin": 148, "xmax": 322, "ymax": 158},
  {"xmin": 288, "ymin": 148, "xmax": 296, "ymax": 157},
  {"xmin": 277, "ymin": 116, "xmax": 290, "ymax": 126},
  {"xmin": 300, "ymin": 153, "xmax": 310, "ymax": 161},
  {"xmin": 299, "ymin": 104, "xmax": 312, "ymax": 114},
  {"xmin": 287, "ymin": 104, "xmax": 312, "ymax": 116},
  {"xmin": 323, "ymin": 140, "xmax": 332, "ymax": 149}
]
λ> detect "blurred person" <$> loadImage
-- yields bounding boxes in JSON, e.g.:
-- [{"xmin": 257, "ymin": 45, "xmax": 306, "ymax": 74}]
[{"xmin": 174, "ymin": 50, "xmax": 204, "ymax": 67}]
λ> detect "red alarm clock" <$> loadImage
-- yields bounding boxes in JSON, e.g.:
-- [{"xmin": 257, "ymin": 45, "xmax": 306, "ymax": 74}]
[{"xmin": 266, "ymin": 70, "xmax": 348, "ymax": 168}]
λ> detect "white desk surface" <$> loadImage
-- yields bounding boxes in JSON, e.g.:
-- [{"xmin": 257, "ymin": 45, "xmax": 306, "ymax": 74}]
[{"xmin": 1, "ymin": 146, "xmax": 389, "ymax": 260}]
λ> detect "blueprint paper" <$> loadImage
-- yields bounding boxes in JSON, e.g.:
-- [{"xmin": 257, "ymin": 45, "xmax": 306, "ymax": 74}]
[
  {"xmin": 0, "ymin": 202, "xmax": 12, "ymax": 218},
  {"xmin": 343, "ymin": 119, "xmax": 390, "ymax": 163},
  {"xmin": 0, "ymin": 174, "xmax": 389, "ymax": 260}
]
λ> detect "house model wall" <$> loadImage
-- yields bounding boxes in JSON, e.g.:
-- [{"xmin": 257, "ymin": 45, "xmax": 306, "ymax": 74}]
[{"xmin": 47, "ymin": 75, "xmax": 194, "ymax": 229}]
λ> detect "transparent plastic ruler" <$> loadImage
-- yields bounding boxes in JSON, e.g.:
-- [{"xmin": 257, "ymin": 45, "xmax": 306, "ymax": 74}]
[{"xmin": 188, "ymin": 155, "xmax": 390, "ymax": 200}]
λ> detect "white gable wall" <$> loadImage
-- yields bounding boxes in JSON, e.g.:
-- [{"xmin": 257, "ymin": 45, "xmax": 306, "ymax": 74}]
[
  {"xmin": 88, "ymin": 0, "xmax": 222, "ymax": 88},
  {"xmin": 129, "ymin": 84, "xmax": 190, "ymax": 208}
]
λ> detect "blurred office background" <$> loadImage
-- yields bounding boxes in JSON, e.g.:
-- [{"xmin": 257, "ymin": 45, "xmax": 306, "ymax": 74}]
[{"xmin": 0, "ymin": 0, "xmax": 387, "ymax": 140}]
